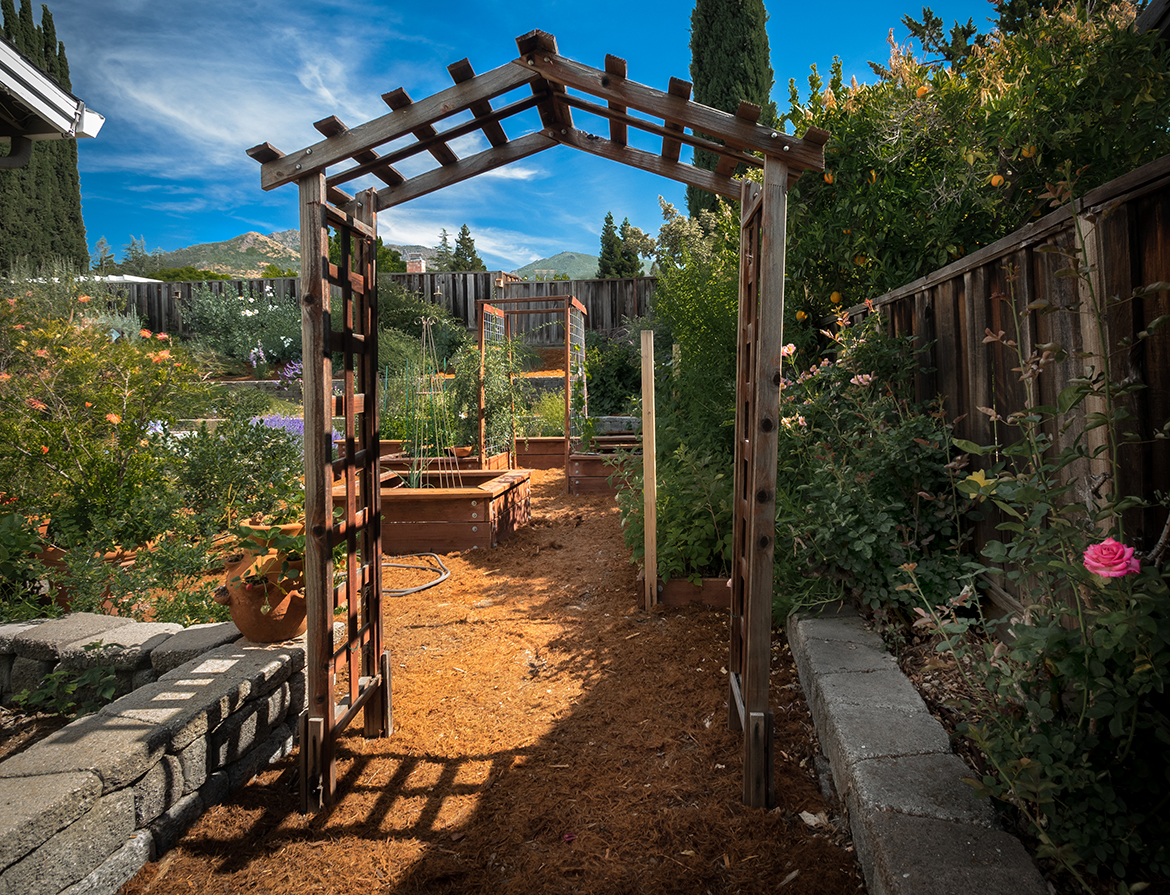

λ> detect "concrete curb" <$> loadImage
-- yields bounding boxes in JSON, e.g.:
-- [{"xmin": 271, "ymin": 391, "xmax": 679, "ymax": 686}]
[{"xmin": 788, "ymin": 604, "xmax": 1048, "ymax": 895}]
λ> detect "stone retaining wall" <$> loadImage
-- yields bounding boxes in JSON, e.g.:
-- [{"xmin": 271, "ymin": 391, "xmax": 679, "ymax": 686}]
[{"xmin": 0, "ymin": 614, "xmax": 307, "ymax": 895}]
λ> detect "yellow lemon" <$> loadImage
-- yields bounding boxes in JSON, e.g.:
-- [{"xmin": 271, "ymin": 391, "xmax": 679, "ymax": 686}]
[
  {"xmin": 830, "ymin": 291, "xmax": 842, "ymax": 305},
  {"xmin": 796, "ymin": 310, "xmax": 808, "ymax": 321},
  {"xmin": 1021, "ymin": 145, "xmax": 1036, "ymax": 158},
  {"xmin": 916, "ymin": 85, "xmax": 930, "ymax": 98}
]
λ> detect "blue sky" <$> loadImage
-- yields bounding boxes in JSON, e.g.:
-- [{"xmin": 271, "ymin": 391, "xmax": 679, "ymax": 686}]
[{"xmin": 47, "ymin": 0, "xmax": 992, "ymax": 272}]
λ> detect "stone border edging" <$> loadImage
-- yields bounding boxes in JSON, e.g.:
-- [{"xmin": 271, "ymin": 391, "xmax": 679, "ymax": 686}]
[
  {"xmin": 0, "ymin": 614, "xmax": 309, "ymax": 895},
  {"xmin": 787, "ymin": 604, "xmax": 1048, "ymax": 895}
]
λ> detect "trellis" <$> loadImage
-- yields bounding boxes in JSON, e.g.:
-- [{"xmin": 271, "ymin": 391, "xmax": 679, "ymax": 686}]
[
  {"xmin": 476, "ymin": 294, "xmax": 588, "ymax": 473},
  {"xmin": 250, "ymin": 29, "xmax": 827, "ymax": 810}
]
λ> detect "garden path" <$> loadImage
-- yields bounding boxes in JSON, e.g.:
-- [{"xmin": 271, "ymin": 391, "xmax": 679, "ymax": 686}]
[{"xmin": 121, "ymin": 469, "xmax": 863, "ymax": 895}]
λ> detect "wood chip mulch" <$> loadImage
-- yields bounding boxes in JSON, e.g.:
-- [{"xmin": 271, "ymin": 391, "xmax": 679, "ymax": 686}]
[{"xmin": 121, "ymin": 469, "xmax": 865, "ymax": 895}]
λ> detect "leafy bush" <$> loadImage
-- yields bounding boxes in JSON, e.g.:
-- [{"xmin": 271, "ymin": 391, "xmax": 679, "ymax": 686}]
[
  {"xmin": 183, "ymin": 283, "xmax": 302, "ymax": 368},
  {"xmin": 584, "ymin": 329, "xmax": 640, "ymax": 416},
  {"xmin": 375, "ymin": 279, "xmax": 468, "ymax": 368},
  {"xmin": 447, "ymin": 336, "xmax": 535, "ymax": 455},
  {"xmin": 782, "ymin": 3, "xmax": 1170, "ymax": 318}
]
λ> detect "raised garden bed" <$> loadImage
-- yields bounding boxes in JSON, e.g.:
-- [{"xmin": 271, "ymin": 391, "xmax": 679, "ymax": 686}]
[
  {"xmin": 568, "ymin": 435, "xmax": 639, "ymax": 495},
  {"xmin": 516, "ymin": 436, "xmax": 567, "ymax": 469},
  {"xmin": 334, "ymin": 469, "xmax": 531, "ymax": 554}
]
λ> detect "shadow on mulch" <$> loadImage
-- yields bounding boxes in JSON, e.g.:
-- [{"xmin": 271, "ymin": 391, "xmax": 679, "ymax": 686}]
[{"xmin": 121, "ymin": 470, "xmax": 864, "ymax": 895}]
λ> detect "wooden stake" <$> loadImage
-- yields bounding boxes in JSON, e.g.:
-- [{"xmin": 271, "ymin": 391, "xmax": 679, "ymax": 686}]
[{"xmin": 641, "ymin": 329, "xmax": 657, "ymax": 611}]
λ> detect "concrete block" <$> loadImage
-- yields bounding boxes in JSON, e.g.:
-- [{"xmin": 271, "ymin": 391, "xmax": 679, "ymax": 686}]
[
  {"xmin": 57, "ymin": 622, "xmax": 181, "ymax": 671},
  {"xmin": 60, "ymin": 828, "xmax": 153, "ymax": 895},
  {"xmin": 199, "ymin": 770, "xmax": 230, "ymax": 808},
  {"xmin": 816, "ymin": 669, "xmax": 927, "ymax": 717},
  {"xmin": 0, "ymin": 788, "xmax": 134, "ymax": 895},
  {"xmin": 150, "ymin": 791, "xmax": 203, "ymax": 856},
  {"xmin": 0, "ymin": 621, "xmax": 43, "ymax": 654},
  {"xmin": 12, "ymin": 613, "xmax": 134, "ymax": 662},
  {"xmin": 822, "ymin": 704, "xmax": 951, "ymax": 773},
  {"xmin": 799, "ymin": 636, "xmax": 899, "ymax": 675},
  {"xmin": 790, "ymin": 609, "xmax": 885, "ymax": 649},
  {"xmin": 8, "ymin": 656, "xmax": 54, "ymax": 701},
  {"xmin": 288, "ymin": 666, "xmax": 306, "ymax": 713},
  {"xmin": 133, "ymin": 754, "xmax": 183, "ymax": 828},
  {"xmin": 100, "ymin": 638, "xmax": 302, "ymax": 752},
  {"xmin": 177, "ymin": 737, "xmax": 207, "ymax": 795},
  {"xmin": 850, "ymin": 753, "xmax": 996, "ymax": 828},
  {"xmin": 226, "ymin": 721, "xmax": 295, "ymax": 791},
  {"xmin": 0, "ymin": 771, "xmax": 102, "ymax": 869},
  {"xmin": 131, "ymin": 666, "xmax": 156, "ymax": 690},
  {"xmin": 0, "ymin": 655, "xmax": 12, "ymax": 700},
  {"xmin": 864, "ymin": 812, "xmax": 1047, "ymax": 895},
  {"xmin": 149, "ymin": 623, "xmax": 239, "ymax": 676},
  {"xmin": 0, "ymin": 713, "xmax": 167, "ymax": 793},
  {"xmin": 210, "ymin": 682, "xmax": 290, "ymax": 769}
]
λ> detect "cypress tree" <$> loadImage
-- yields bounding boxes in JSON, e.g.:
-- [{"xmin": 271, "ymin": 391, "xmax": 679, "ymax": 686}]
[
  {"xmin": 596, "ymin": 211, "xmax": 621, "ymax": 277},
  {"xmin": 686, "ymin": 0, "xmax": 777, "ymax": 217},
  {"xmin": 432, "ymin": 229, "xmax": 454, "ymax": 272},
  {"xmin": 616, "ymin": 218, "xmax": 642, "ymax": 278},
  {"xmin": 0, "ymin": 0, "xmax": 89, "ymax": 271}
]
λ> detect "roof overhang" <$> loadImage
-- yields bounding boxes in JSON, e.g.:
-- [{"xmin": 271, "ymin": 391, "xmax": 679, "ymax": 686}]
[{"xmin": 0, "ymin": 34, "xmax": 104, "ymax": 143}]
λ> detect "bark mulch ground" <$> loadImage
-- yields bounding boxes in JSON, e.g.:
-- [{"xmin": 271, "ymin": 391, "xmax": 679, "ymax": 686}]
[{"xmin": 121, "ymin": 468, "xmax": 865, "ymax": 895}]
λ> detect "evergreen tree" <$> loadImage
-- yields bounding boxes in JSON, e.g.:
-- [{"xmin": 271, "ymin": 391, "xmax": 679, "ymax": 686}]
[
  {"xmin": 686, "ymin": 0, "xmax": 777, "ymax": 217},
  {"xmin": 451, "ymin": 224, "xmax": 486, "ymax": 271},
  {"xmin": 0, "ymin": 0, "xmax": 89, "ymax": 271},
  {"xmin": 617, "ymin": 218, "xmax": 643, "ymax": 277},
  {"xmin": 432, "ymin": 229, "xmax": 454, "ymax": 272},
  {"xmin": 596, "ymin": 211, "xmax": 621, "ymax": 277},
  {"xmin": 376, "ymin": 237, "xmax": 406, "ymax": 273},
  {"xmin": 91, "ymin": 237, "xmax": 115, "ymax": 273}
]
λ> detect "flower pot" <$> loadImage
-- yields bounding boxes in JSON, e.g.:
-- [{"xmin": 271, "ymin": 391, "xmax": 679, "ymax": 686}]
[{"xmin": 216, "ymin": 552, "xmax": 306, "ymax": 642}]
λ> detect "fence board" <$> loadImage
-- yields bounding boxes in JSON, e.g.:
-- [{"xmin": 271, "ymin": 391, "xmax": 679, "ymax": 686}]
[{"xmin": 863, "ymin": 152, "xmax": 1170, "ymax": 562}]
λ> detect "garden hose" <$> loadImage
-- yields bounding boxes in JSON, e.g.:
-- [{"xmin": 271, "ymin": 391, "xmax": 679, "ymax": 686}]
[{"xmin": 382, "ymin": 552, "xmax": 450, "ymax": 596}]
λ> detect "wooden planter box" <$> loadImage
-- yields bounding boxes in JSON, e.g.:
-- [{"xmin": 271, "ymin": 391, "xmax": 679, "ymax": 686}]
[
  {"xmin": 567, "ymin": 440, "xmax": 638, "ymax": 495},
  {"xmin": 333, "ymin": 469, "xmax": 531, "ymax": 554},
  {"xmin": 380, "ymin": 451, "xmax": 510, "ymax": 473},
  {"xmin": 516, "ymin": 436, "xmax": 567, "ymax": 469},
  {"xmin": 636, "ymin": 569, "xmax": 731, "ymax": 608}
]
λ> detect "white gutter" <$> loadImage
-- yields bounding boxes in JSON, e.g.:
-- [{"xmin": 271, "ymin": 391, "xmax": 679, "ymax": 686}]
[{"xmin": 0, "ymin": 34, "xmax": 104, "ymax": 141}]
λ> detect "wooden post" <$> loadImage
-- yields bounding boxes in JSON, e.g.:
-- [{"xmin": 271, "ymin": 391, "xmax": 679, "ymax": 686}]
[
  {"xmin": 641, "ymin": 329, "xmax": 657, "ymax": 611},
  {"xmin": 297, "ymin": 172, "xmax": 335, "ymax": 812}
]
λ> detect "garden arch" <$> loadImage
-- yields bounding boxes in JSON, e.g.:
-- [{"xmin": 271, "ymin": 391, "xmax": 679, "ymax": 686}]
[{"xmin": 249, "ymin": 29, "xmax": 827, "ymax": 810}]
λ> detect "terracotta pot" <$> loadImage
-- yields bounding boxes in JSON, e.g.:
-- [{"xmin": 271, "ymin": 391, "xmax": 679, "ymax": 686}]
[
  {"xmin": 216, "ymin": 553, "xmax": 306, "ymax": 642},
  {"xmin": 447, "ymin": 446, "xmax": 473, "ymax": 458}
]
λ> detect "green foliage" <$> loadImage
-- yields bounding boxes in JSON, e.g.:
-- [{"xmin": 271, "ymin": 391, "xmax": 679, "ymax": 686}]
[
  {"xmin": 0, "ymin": 509, "xmax": 47, "ymax": 619},
  {"xmin": 165, "ymin": 404, "xmax": 304, "ymax": 533},
  {"xmin": 522, "ymin": 388, "xmax": 569, "ymax": 438},
  {"xmin": 431, "ymin": 229, "xmax": 454, "ymax": 272},
  {"xmin": 686, "ymin": 0, "xmax": 776, "ymax": 216},
  {"xmin": 14, "ymin": 642, "xmax": 117, "ymax": 717},
  {"xmin": 376, "ymin": 238, "xmax": 406, "ymax": 273},
  {"xmin": 375, "ymin": 280, "xmax": 468, "ymax": 368},
  {"xmin": 451, "ymin": 224, "xmax": 486, "ymax": 272},
  {"xmin": 0, "ymin": 1, "xmax": 88, "ymax": 272},
  {"xmin": 182, "ymin": 283, "xmax": 302, "ymax": 368},
  {"xmin": 260, "ymin": 263, "xmax": 298, "ymax": 278},
  {"xmin": 782, "ymin": 4, "xmax": 1170, "ymax": 319},
  {"xmin": 447, "ymin": 336, "xmax": 535, "ymax": 455},
  {"xmin": 0, "ymin": 282, "xmax": 212, "ymax": 550},
  {"xmin": 771, "ymin": 313, "xmax": 967, "ymax": 618},
  {"xmin": 584, "ymin": 329, "xmax": 639, "ymax": 416},
  {"xmin": 908, "ymin": 175, "xmax": 1170, "ymax": 886},
  {"xmin": 155, "ymin": 266, "xmax": 231, "ymax": 282},
  {"xmin": 596, "ymin": 212, "xmax": 621, "ymax": 278}
]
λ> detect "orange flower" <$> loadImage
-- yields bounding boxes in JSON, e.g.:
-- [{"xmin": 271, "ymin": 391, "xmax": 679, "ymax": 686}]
[
  {"xmin": 41, "ymin": 445, "xmax": 48, "ymax": 454},
  {"xmin": 156, "ymin": 332, "xmax": 169, "ymax": 341},
  {"xmin": 78, "ymin": 295, "xmax": 92, "ymax": 303},
  {"xmin": 84, "ymin": 401, "xmax": 92, "ymax": 407},
  {"xmin": 140, "ymin": 328, "xmax": 152, "ymax": 339},
  {"xmin": 796, "ymin": 310, "xmax": 808, "ymax": 321},
  {"xmin": 106, "ymin": 412, "xmax": 121, "ymax": 425},
  {"xmin": 0, "ymin": 373, "xmax": 10, "ymax": 382},
  {"xmin": 148, "ymin": 349, "xmax": 172, "ymax": 364},
  {"xmin": 25, "ymin": 397, "xmax": 46, "ymax": 411},
  {"xmin": 34, "ymin": 349, "xmax": 49, "ymax": 358}
]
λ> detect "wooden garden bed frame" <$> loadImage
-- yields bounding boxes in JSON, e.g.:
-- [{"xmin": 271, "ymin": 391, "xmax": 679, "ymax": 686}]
[{"xmin": 250, "ymin": 28, "xmax": 827, "ymax": 810}]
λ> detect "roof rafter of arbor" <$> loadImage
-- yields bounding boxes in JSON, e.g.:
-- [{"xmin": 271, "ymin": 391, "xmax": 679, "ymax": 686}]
[{"xmin": 247, "ymin": 29, "xmax": 828, "ymax": 215}]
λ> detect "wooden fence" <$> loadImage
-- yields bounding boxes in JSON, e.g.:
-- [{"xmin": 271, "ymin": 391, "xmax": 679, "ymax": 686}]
[
  {"xmin": 110, "ymin": 271, "xmax": 654, "ymax": 344},
  {"xmin": 859, "ymin": 153, "xmax": 1170, "ymax": 594}
]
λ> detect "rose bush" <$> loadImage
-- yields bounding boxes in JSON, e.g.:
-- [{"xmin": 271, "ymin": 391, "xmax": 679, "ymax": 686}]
[{"xmin": 1082, "ymin": 538, "xmax": 1140, "ymax": 578}]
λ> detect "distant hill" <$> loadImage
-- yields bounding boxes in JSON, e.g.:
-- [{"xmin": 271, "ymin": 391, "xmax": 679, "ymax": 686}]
[
  {"xmin": 152, "ymin": 232, "xmax": 300, "ymax": 278},
  {"xmin": 265, "ymin": 229, "xmax": 435, "ymax": 261},
  {"xmin": 512, "ymin": 251, "xmax": 601, "ymax": 281}
]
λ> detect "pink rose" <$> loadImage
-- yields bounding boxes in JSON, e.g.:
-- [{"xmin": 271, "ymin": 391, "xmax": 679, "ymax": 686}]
[{"xmin": 1083, "ymin": 538, "xmax": 1140, "ymax": 578}]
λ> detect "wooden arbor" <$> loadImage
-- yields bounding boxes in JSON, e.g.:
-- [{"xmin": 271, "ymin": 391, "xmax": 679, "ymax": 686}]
[{"xmin": 249, "ymin": 29, "xmax": 827, "ymax": 810}]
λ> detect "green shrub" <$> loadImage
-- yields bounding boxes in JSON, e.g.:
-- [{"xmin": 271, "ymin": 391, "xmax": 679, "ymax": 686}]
[
  {"xmin": 584, "ymin": 329, "xmax": 640, "ymax": 416},
  {"xmin": 183, "ymin": 284, "xmax": 302, "ymax": 368}
]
